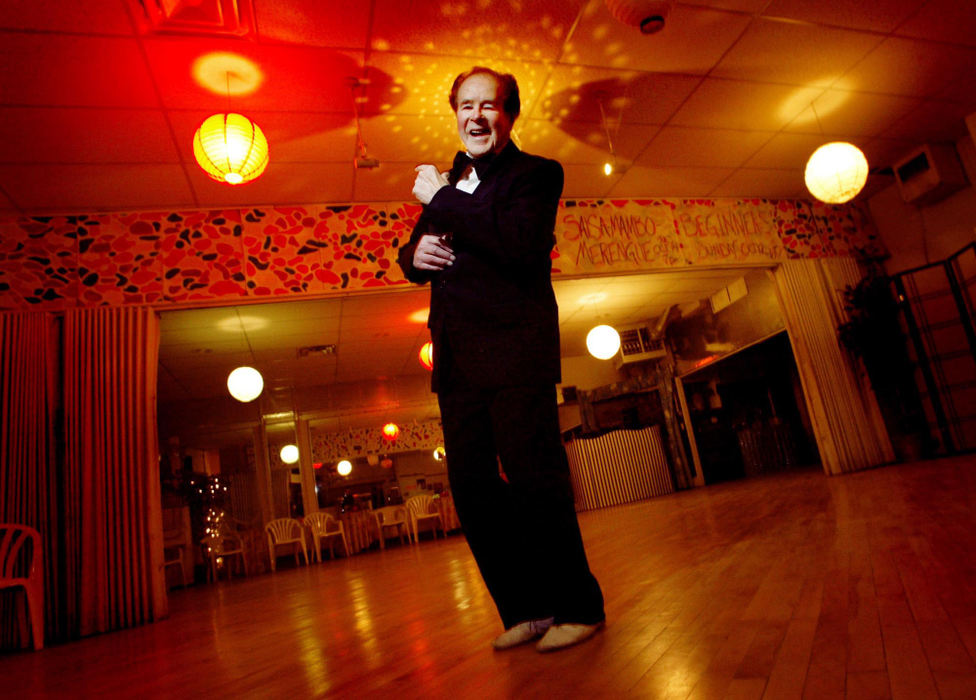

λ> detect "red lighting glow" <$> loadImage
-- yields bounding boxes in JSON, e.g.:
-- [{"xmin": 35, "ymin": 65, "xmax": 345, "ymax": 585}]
[{"xmin": 382, "ymin": 423, "xmax": 400, "ymax": 441}]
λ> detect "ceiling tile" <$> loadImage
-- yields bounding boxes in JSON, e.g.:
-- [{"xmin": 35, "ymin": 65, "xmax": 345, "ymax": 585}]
[
  {"xmin": 0, "ymin": 163, "xmax": 195, "ymax": 213},
  {"xmin": 352, "ymin": 162, "xmax": 423, "ymax": 203},
  {"xmin": 711, "ymin": 18, "xmax": 884, "ymax": 88},
  {"xmin": 563, "ymin": 2, "xmax": 752, "ymax": 74},
  {"xmin": 743, "ymin": 132, "xmax": 835, "ymax": 169},
  {"xmin": 878, "ymin": 99, "xmax": 973, "ymax": 142},
  {"xmin": 608, "ymin": 165, "xmax": 735, "ymax": 198},
  {"xmin": 561, "ymin": 163, "xmax": 618, "ymax": 199},
  {"xmin": 365, "ymin": 53, "xmax": 549, "ymax": 118},
  {"xmin": 861, "ymin": 137, "xmax": 924, "ymax": 170},
  {"xmin": 670, "ymin": 78, "xmax": 823, "ymax": 131},
  {"xmin": 708, "ymin": 168, "xmax": 806, "ymax": 198},
  {"xmin": 143, "ymin": 38, "xmax": 368, "ymax": 113},
  {"xmin": 519, "ymin": 118, "xmax": 659, "ymax": 166},
  {"xmin": 370, "ymin": 0, "xmax": 582, "ymax": 61},
  {"xmin": 533, "ymin": 65, "xmax": 702, "ymax": 126},
  {"xmin": 254, "ymin": 0, "xmax": 370, "ymax": 48},
  {"xmin": 763, "ymin": 0, "xmax": 926, "ymax": 33},
  {"xmin": 0, "ymin": 107, "xmax": 181, "ymax": 164},
  {"xmin": 638, "ymin": 126, "xmax": 775, "ymax": 168},
  {"xmin": 189, "ymin": 161, "xmax": 355, "ymax": 208},
  {"xmin": 0, "ymin": 33, "xmax": 157, "ymax": 108},
  {"xmin": 0, "ymin": 0, "xmax": 136, "ymax": 35},
  {"xmin": 841, "ymin": 37, "xmax": 976, "ymax": 98},
  {"xmin": 782, "ymin": 90, "xmax": 921, "ymax": 137},
  {"xmin": 895, "ymin": 0, "xmax": 976, "ymax": 47},
  {"xmin": 361, "ymin": 114, "xmax": 459, "ymax": 165}
]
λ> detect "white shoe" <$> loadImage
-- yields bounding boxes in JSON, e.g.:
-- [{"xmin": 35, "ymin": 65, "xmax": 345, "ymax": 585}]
[
  {"xmin": 492, "ymin": 617, "xmax": 554, "ymax": 650},
  {"xmin": 535, "ymin": 621, "xmax": 604, "ymax": 652}
]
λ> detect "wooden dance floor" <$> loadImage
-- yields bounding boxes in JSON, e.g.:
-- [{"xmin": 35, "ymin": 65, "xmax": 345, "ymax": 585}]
[{"xmin": 5, "ymin": 457, "xmax": 976, "ymax": 698}]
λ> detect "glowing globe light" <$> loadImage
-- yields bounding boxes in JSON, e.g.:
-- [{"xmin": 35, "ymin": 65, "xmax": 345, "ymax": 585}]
[
  {"xmin": 279, "ymin": 444, "xmax": 299, "ymax": 464},
  {"xmin": 586, "ymin": 325, "xmax": 621, "ymax": 360},
  {"xmin": 603, "ymin": 161, "xmax": 613, "ymax": 176},
  {"xmin": 336, "ymin": 460, "xmax": 353, "ymax": 476},
  {"xmin": 382, "ymin": 422, "xmax": 400, "ymax": 441},
  {"xmin": 227, "ymin": 366, "xmax": 263, "ymax": 402},
  {"xmin": 193, "ymin": 113, "xmax": 269, "ymax": 185},
  {"xmin": 433, "ymin": 446, "xmax": 446, "ymax": 462},
  {"xmin": 419, "ymin": 341, "xmax": 434, "ymax": 370},
  {"xmin": 804, "ymin": 142, "xmax": 869, "ymax": 204}
]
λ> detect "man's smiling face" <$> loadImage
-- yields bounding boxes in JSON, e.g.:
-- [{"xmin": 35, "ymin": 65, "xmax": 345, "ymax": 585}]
[{"xmin": 455, "ymin": 73, "xmax": 513, "ymax": 159}]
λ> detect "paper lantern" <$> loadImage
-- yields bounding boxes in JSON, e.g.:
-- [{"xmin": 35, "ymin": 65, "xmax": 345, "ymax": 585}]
[
  {"xmin": 337, "ymin": 460, "xmax": 352, "ymax": 476},
  {"xmin": 433, "ymin": 446, "xmax": 446, "ymax": 462},
  {"xmin": 804, "ymin": 142, "xmax": 868, "ymax": 204},
  {"xmin": 193, "ymin": 113, "xmax": 269, "ymax": 185},
  {"xmin": 382, "ymin": 423, "xmax": 400, "ymax": 441},
  {"xmin": 279, "ymin": 444, "xmax": 299, "ymax": 464},
  {"xmin": 227, "ymin": 366, "xmax": 263, "ymax": 402},
  {"xmin": 419, "ymin": 341, "xmax": 434, "ymax": 370},
  {"xmin": 586, "ymin": 325, "xmax": 621, "ymax": 360},
  {"xmin": 380, "ymin": 457, "xmax": 393, "ymax": 469}
]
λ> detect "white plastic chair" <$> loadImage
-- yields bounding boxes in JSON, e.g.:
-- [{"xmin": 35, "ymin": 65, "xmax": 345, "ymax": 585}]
[
  {"xmin": 405, "ymin": 496, "xmax": 444, "ymax": 543},
  {"xmin": 304, "ymin": 512, "xmax": 349, "ymax": 562},
  {"xmin": 372, "ymin": 506, "xmax": 410, "ymax": 549},
  {"xmin": 0, "ymin": 524, "xmax": 44, "ymax": 649},
  {"xmin": 265, "ymin": 517, "xmax": 309, "ymax": 571}
]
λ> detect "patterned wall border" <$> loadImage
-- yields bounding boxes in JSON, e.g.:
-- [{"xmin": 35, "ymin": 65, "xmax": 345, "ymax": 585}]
[{"xmin": 0, "ymin": 198, "xmax": 882, "ymax": 311}]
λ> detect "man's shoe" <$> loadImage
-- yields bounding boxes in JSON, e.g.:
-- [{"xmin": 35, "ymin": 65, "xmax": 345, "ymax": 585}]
[
  {"xmin": 535, "ymin": 621, "xmax": 604, "ymax": 652},
  {"xmin": 492, "ymin": 617, "xmax": 554, "ymax": 650}
]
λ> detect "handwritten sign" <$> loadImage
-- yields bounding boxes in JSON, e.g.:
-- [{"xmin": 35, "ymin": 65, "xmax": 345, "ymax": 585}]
[{"xmin": 554, "ymin": 200, "xmax": 789, "ymax": 275}]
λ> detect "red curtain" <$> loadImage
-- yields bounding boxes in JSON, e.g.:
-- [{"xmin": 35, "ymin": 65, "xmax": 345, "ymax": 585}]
[
  {"xmin": 63, "ymin": 307, "xmax": 166, "ymax": 636},
  {"xmin": 0, "ymin": 312, "xmax": 59, "ymax": 648}
]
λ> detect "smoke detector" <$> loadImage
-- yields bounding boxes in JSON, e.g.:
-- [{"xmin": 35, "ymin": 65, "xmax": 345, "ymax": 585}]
[{"xmin": 605, "ymin": 0, "xmax": 673, "ymax": 34}]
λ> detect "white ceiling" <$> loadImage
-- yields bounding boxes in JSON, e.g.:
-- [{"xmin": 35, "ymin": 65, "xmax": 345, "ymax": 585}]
[{"xmin": 1, "ymin": 0, "xmax": 974, "ymax": 214}]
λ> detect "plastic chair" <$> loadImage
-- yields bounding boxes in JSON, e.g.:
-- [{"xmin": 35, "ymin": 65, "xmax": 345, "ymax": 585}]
[
  {"xmin": 265, "ymin": 517, "xmax": 309, "ymax": 571},
  {"xmin": 0, "ymin": 524, "xmax": 44, "ymax": 650},
  {"xmin": 200, "ymin": 522, "xmax": 249, "ymax": 582},
  {"xmin": 372, "ymin": 506, "xmax": 410, "ymax": 549},
  {"xmin": 304, "ymin": 512, "xmax": 349, "ymax": 562},
  {"xmin": 162, "ymin": 508, "xmax": 188, "ymax": 587},
  {"xmin": 405, "ymin": 496, "xmax": 445, "ymax": 543}
]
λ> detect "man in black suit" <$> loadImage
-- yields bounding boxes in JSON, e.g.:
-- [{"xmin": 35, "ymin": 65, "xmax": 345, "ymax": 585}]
[{"xmin": 397, "ymin": 66, "xmax": 604, "ymax": 653}]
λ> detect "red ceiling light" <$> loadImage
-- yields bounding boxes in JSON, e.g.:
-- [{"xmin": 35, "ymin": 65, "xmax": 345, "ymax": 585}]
[
  {"xmin": 419, "ymin": 341, "xmax": 434, "ymax": 370},
  {"xmin": 382, "ymin": 423, "xmax": 400, "ymax": 441}
]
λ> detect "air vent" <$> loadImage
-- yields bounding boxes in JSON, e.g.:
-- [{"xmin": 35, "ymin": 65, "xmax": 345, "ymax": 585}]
[
  {"xmin": 129, "ymin": 0, "xmax": 255, "ymax": 37},
  {"xmin": 297, "ymin": 344, "xmax": 336, "ymax": 357},
  {"xmin": 893, "ymin": 143, "xmax": 967, "ymax": 206},
  {"xmin": 614, "ymin": 325, "xmax": 666, "ymax": 368}
]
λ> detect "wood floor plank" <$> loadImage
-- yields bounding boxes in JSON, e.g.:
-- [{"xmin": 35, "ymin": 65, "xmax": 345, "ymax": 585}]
[{"xmin": 3, "ymin": 457, "xmax": 975, "ymax": 698}]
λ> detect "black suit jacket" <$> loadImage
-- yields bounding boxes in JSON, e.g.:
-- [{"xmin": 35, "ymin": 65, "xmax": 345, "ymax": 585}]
[{"xmin": 397, "ymin": 141, "xmax": 564, "ymax": 392}]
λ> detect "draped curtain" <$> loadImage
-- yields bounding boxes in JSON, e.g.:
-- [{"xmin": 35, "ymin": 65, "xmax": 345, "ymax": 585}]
[
  {"xmin": 0, "ymin": 312, "xmax": 59, "ymax": 647},
  {"xmin": 0, "ymin": 306, "xmax": 165, "ymax": 649},
  {"xmin": 772, "ymin": 259, "xmax": 894, "ymax": 475}
]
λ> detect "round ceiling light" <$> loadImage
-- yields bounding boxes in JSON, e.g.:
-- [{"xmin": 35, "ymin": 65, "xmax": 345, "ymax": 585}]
[
  {"xmin": 804, "ymin": 142, "xmax": 869, "ymax": 204},
  {"xmin": 227, "ymin": 366, "xmax": 264, "ymax": 402},
  {"xmin": 419, "ymin": 341, "xmax": 434, "ymax": 370},
  {"xmin": 337, "ymin": 460, "xmax": 353, "ymax": 476},
  {"xmin": 279, "ymin": 444, "xmax": 299, "ymax": 464},
  {"xmin": 586, "ymin": 325, "xmax": 621, "ymax": 360}
]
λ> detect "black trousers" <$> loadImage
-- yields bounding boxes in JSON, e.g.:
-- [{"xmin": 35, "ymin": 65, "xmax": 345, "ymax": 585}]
[{"xmin": 437, "ymin": 377, "xmax": 605, "ymax": 629}]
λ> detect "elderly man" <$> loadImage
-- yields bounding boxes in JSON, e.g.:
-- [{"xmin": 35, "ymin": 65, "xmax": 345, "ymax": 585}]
[{"xmin": 396, "ymin": 66, "xmax": 604, "ymax": 653}]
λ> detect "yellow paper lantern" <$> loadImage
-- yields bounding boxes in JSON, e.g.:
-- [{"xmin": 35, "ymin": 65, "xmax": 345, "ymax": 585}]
[
  {"xmin": 804, "ymin": 142, "xmax": 868, "ymax": 204},
  {"xmin": 279, "ymin": 444, "xmax": 299, "ymax": 464},
  {"xmin": 337, "ymin": 460, "xmax": 353, "ymax": 476},
  {"xmin": 419, "ymin": 341, "xmax": 434, "ymax": 370},
  {"xmin": 586, "ymin": 325, "xmax": 621, "ymax": 360},
  {"xmin": 226, "ymin": 366, "xmax": 263, "ymax": 402},
  {"xmin": 193, "ymin": 113, "xmax": 269, "ymax": 185}
]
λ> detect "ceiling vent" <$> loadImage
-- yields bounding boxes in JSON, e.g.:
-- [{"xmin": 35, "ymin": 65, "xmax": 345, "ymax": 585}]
[
  {"xmin": 297, "ymin": 344, "xmax": 336, "ymax": 358},
  {"xmin": 129, "ymin": 0, "xmax": 255, "ymax": 37},
  {"xmin": 893, "ymin": 143, "xmax": 967, "ymax": 206},
  {"xmin": 614, "ymin": 325, "xmax": 666, "ymax": 369}
]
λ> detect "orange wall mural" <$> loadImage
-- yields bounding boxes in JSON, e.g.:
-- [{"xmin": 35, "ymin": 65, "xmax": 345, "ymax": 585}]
[{"xmin": 0, "ymin": 198, "xmax": 881, "ymax": 311}]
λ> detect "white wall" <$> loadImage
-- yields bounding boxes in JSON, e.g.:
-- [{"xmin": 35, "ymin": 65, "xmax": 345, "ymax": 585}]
[{"xmin": 867, "ymin": 129, "xmax": 976, "ymax": 273}]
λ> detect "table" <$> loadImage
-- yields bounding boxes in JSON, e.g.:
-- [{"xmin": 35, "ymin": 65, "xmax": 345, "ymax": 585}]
[{"xmin": 338, "ymin": 510, "xmax": 377, "ymax": 554}]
